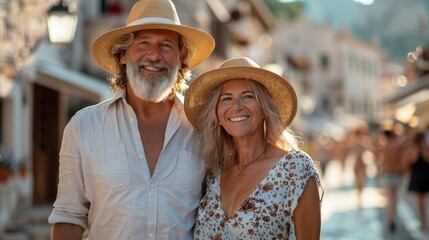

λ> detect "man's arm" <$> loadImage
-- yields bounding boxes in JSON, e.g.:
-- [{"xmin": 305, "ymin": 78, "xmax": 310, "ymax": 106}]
[
  {"xmin": 51, "ymin": 222, "xmax": 84, "ymax": 240},
  {"xmin": 294, "ymin": 177, "xmax": 321, "ymax": 240}
]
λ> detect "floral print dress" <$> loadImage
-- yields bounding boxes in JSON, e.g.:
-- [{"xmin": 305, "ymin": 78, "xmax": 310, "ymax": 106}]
[{"xmin": 193, "ymin": 150, "xmax": 320, "ymax": 240}]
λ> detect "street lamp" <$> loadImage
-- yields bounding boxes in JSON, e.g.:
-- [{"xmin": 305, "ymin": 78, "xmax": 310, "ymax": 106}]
[{"xmin": 47, "ymin": 0, "xmax": 78, "ymax": 44}]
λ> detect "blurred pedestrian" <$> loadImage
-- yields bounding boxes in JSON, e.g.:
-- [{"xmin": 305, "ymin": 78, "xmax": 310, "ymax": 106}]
[
  {"xmin": 376, "ymin": 129, "xmax": 406, "ymax": 232},
  {"xmin": 347, "ymin": 128, "xmax": 373, "ymax": 207},
  {"xmin": 313, "ymin": 133, "xmax": 334, "ymax": 177},
  {"xmin": 337, "ymin": 134, "xmax": 350, "ymax": 172},
  {"xmin": 403, "ymin": 131, "xmax": 429, "ymax": 231}
]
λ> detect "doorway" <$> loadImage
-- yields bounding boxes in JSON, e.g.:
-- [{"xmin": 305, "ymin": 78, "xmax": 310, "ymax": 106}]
[{"xmin": 32, "ymin": 83, "xmax": 60, "ymax": 205}]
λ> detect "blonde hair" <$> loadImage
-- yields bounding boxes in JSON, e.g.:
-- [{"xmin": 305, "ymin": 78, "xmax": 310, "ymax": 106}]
[
  {"xmin": 108, "ymin": 32, "xmax": 191, "ymax": 99},
  {"xmin": 196, "ymin": 79, "xmax": 299, "ymax": 171}
]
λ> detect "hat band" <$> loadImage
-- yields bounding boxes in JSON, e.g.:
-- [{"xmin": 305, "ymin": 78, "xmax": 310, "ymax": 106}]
[{"xmin": 127, "ymin": 17, "xmax": 180, "ymax": 27}]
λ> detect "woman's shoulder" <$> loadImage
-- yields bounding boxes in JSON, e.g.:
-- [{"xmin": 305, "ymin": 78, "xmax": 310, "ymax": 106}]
[
  {"xmin": 282, "ymin": 150, "xmax": 318, "ymax": 175},
  {"xmin": 285, "ymin": 150, "xmax": 313, "ymax": 163}
]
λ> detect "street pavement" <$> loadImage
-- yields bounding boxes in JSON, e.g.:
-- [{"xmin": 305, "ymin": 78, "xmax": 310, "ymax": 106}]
[{"xmin": 320, "ymin": 158, "xmax": 429, "ymax": 240}]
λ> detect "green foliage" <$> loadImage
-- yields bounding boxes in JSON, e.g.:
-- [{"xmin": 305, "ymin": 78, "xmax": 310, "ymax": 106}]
[{"xmin": 263, "ymin": 0, "xmax": 305, "ymax": 21}]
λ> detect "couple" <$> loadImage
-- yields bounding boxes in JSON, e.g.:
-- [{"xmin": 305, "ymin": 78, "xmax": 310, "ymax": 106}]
[{"xmin": 48, "ymin": 0, "xmax": 322, "ymax": 239}]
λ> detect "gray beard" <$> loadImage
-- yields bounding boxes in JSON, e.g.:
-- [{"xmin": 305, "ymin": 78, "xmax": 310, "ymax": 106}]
[{"xmin": 126, "ymin": 59, "xmax": 179, "ymax": 102}]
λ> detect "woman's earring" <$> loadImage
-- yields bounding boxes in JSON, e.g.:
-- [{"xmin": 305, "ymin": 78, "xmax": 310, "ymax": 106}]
[{"xmin": 263, "ymin": 119, "xmax": 267, "ymax": 143}]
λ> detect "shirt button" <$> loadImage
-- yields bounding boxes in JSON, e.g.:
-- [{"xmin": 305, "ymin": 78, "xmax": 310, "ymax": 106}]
[
  {"xmin": 148, "ymin": 233, "xmax": 154, "ymax": 239},
  {"xmin": 130, "ymin": 118, "xmax": 135, "ymax": 123},
  {"xmin": 139, "ymin": 154, "xmax": 144, "ymax": 159}
]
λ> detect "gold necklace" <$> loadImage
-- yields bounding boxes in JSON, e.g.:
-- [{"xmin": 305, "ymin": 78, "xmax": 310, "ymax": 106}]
[{"xmin": 236, "ymin": 149, "xmax": 266, "ymax": 177}]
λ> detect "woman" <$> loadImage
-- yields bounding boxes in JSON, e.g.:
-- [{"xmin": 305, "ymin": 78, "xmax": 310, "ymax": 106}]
[
  {"xmin": 403, "ymin": 132, "xmax": 429, "ymax": 231},
  {"xmin": 185, "ymin": 57, "xmax": 322, "ymax": 239},
  {"xmin": 347, "ymin": 128, "xmax": 370, "ymax": 208}
]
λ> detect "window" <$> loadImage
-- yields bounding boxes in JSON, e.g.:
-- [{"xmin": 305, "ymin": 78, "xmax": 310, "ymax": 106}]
[{"xmin": 320, "ymin": 53, "xmax": 329, "ymax": 70}]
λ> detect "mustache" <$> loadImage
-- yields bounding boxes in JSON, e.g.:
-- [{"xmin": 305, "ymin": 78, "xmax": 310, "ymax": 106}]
[{"xmin": 136, "ymin": 59, "xmax": 170, "ymax": 70}]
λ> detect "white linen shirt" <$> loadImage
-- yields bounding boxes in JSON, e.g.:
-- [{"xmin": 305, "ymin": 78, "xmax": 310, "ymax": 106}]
[{"xmin": 48, "ymin": 90, "xmax": 206, "ymax": 240}]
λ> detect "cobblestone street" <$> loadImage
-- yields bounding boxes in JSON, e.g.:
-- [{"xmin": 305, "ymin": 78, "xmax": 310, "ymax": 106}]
[{"xmin": 321, "ymin": 159, "xmax": 429, "ymax": 240}]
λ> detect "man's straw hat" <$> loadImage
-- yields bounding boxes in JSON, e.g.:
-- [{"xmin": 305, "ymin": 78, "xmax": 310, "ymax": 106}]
[
  {"xmin": 92, "ymin": 0, "xmax": 215, "ymax": 74},
  {"xmin": 184, "ymin": 57, "xmax": 298, "ymax": 131}
]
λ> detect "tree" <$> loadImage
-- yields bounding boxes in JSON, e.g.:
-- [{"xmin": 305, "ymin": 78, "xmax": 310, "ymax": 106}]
[{"xmin": 0, "ymin": 0, "xmax": 58, "ymax": 79}]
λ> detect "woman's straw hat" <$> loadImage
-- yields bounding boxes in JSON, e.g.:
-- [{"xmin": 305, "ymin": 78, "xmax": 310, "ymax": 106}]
[
  {"xmin": 184, "ymin": 57, "xmax": 298, "ymax": 131},
  {"xmin": 92, "ymin": 0, "xmax": 215, "ymax": 74}
]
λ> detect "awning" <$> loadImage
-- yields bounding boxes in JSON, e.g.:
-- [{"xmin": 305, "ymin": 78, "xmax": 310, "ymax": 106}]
[
  {"xmin": 384, "ymin": 75, "xmax": 429, "ymax": 106},
  {"xmin": 383, "ymin": 75, "xmax": 429, "ymax": 124},
  {"xmin": 36, "ymin": 61, "xmax": 113, "ymax": 100}
]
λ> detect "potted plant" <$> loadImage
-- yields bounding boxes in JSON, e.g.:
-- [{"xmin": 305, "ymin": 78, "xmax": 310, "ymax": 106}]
[
  {"xmin": 18, "ymin": 160, "xmax": 28, "ymax": 178},
  {"xmin": 0, "ymin": 156, "xmax": 13, "ymax": 182}
]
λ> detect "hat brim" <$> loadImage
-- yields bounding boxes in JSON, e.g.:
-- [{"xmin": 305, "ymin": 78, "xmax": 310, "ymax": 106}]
[
  {"xmin": 92, "ymin": 23, "xmax": 215, "ymax": 74},
  {"xmin": 185, "ymin": 66, "xmax": 298, "ymax": 131}
]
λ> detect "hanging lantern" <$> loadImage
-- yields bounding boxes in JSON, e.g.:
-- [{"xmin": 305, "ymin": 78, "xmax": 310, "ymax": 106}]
[{"xmin": 47, "ymin": 0, "xmax": 78, "ymax": 44}]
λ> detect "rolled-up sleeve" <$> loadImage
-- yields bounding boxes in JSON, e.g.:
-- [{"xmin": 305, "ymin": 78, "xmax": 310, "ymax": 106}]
[{"xmin": 48, "ymin": 117, "xmax": 89, "ymax": 230}]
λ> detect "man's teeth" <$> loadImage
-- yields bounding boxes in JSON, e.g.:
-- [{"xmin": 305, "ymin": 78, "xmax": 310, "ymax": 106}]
[
  {"xmin": 229, "ymin": 116, "xmax": 248, "ymax": 122},
  {"xmin": 144, "ymin": 66, "xmax": 161, "ymax": 71}
]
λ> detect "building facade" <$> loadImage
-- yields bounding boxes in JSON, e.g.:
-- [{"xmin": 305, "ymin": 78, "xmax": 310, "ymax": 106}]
[{"xmin": 271, "ymin": 18, "xmax": 384, "ymax": 137}]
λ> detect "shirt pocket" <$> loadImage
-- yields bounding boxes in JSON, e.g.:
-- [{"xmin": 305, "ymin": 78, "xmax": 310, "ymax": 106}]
[
  {"xmin": 162, "ymin": 150, "xmax": 205, "ymax": 193},
  {"xmin": 86, "ymin": 144, "xmax": 130, "ymax": 191}
]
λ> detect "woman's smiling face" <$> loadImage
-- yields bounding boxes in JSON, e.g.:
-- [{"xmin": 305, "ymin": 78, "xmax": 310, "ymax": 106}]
[{"xmin": 216, "ymin": 79, "xmax": 264, "ymax": 139}]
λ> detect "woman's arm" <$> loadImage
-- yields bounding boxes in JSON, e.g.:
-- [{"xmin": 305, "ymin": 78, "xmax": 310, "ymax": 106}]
[{"xmin": 294, "ymin": 177, "xmax": 321, "ymax": 240}]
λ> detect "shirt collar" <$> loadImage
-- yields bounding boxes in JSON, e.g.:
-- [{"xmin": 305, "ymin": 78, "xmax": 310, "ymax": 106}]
[{"xmin": 105, "ymin": 88, "xmax": 185, "ymax": 109}]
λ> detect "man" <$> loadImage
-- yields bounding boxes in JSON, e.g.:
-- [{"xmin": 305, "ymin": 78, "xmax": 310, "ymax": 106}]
[
  {"xmin": 48, "ymin": 0, "xmax": 214, "ymax": 239},
  {"xmin": 377, "ymin": 129, "xmax": 406, "ymax": 232}
]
